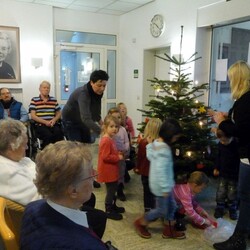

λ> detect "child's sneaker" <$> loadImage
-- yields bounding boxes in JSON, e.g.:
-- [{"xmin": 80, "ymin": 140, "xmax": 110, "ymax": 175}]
[{"xmin": 134, "ymin": 218, "xmax": 151, "ymax": 239}]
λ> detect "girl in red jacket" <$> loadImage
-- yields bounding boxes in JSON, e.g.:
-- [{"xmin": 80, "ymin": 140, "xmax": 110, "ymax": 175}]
[{"xmin": 97, "ymin": 115, "xmax": 124, "ymax": 220}]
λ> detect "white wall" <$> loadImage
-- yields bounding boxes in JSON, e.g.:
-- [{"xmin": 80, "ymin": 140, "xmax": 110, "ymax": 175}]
[
  {"xmin": 1, "ymin": 0, "xmax": 250, "ymax": 136},
  {"xmin": 0, "ymin": 0, "xmax": 54, "ymax": 109},
  {"xmin": 118, "ymin": 0, "xmax": 218, "ymax": 134}
]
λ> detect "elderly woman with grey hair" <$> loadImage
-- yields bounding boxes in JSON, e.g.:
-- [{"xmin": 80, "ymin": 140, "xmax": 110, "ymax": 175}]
[
  {"xmin": 0, "ymin": 32, "xmax": 16, "ymax": 79},
  {"xmin": 20, "ymin": 140, "xmax": 108, "ymax": 250},
  {"xmin": 0, "ymin": 118, "xmax": 40, "ymax": 205}
]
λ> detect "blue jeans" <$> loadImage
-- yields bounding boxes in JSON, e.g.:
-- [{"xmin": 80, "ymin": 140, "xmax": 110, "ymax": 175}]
[
  {"xmin": 235, "ymin": 161, "xmax": 250, "ymax": 234},
  {"xmin": 144, "ymin": 192, "xmax": 176, "ymax": 222}
]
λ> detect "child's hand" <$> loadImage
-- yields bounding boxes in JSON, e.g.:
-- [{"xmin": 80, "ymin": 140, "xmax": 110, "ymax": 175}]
[
  {"xmin": 146, "ymin": 136, "xmax": 153, "ymax": 143},
  {"xmin": 204, "ymin": 218, "xmax": 212, "ymax": 226},
  {"xmin": 118, "ymin": 152, "xmax": 124, "ymax": 160},
  {"xmin": 200, "ymin": 210, "xmax": 209, "ymax": 218},
  {"xmin": 213, "ymin": 169, "xmax": 219, "ymax": 177},
  {"xmin": 162, "ymin": 192, "xmax": 169, "ymax": 198}
]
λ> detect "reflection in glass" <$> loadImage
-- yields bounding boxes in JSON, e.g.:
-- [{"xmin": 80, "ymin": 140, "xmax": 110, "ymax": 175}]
[
  {"xmin": 60, "ymin": 51, "xmax": 100, "ymax": 100},
  {"xmin": 56, "ymin": 30, "xmax": 116, "ymax": 46}
]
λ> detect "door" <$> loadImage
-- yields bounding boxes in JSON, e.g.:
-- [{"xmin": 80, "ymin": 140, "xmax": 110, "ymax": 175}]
[{"xmin": 55, "ymin": 44, "xmax": 110, "ymax": 116}]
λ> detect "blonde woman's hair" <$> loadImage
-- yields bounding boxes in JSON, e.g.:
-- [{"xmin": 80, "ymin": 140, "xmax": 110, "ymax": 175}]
[
  {"xmin": 228, "ymin": 60, "xmax": 250, "ymax": 100},
  {"xmin": 143, "ymin": 118, "xmax": 162, "ymax": 140}
]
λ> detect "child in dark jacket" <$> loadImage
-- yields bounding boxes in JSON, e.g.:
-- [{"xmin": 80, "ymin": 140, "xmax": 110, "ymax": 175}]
[{"xmin": 212, "ymin": 128, "xmax": 240, "ymax": 220}]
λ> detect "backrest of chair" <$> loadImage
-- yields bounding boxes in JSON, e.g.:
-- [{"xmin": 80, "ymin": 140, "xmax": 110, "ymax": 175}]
[{"xmin": 0, "ymin": 197, "xmax": 24, "ymax": 250}]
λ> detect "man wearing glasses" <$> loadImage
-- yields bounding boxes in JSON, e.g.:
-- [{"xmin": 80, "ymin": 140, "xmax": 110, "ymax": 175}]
[{"xmin": 0, "ymin": 87, "xmax": 28, "ymax": 122}]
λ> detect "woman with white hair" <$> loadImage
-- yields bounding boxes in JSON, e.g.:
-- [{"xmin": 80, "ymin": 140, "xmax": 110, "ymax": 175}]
[
  {"xmin": 0, "ymin": 32, "xmax": 16, "ymax": 79},
  {"xmin": 0, "ymin": 118, "xmax": 40, "ymax": 204}
]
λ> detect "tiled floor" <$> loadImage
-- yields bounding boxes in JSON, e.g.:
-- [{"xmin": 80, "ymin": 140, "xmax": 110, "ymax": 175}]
[{"xmin": 89, "ymin": 141, "xmax": 249, "ymax": 250}]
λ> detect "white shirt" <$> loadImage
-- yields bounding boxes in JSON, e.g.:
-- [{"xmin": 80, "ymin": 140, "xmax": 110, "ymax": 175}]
[
  {"xmin": 0, "ymin": 155, "xmax": 41, "ymax": 205},
  {"xmin": 47, "ymin": 199, "xmax": 89, "ymax": 228}
]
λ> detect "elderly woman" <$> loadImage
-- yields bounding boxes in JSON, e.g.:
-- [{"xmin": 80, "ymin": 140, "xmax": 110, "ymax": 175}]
[
  {"xmin": 0, "ymin": 118, "xmax": 40, "ymax": 205},
  {"xmin": 0, "ymin": 119, "xmax": 107, "ymax": 240},
  {"xmin": 20, "ymin": 140, "xmax": 107, "ymax": 249}
]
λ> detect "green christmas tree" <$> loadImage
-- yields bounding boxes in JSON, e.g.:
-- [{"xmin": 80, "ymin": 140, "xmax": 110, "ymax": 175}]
[{"xmin": 138, "ymin": 26, "xmax": 216, "ymax": 179}]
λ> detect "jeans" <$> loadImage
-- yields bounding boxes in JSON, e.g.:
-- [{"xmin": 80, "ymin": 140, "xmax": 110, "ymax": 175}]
[
  {"xmin": 235, "ymin": 161, "xmax": 250, "ymax": 234},
  {"xmin": 144, "ymin": 192, "xmax": 176, "ymax": 222},
  {"xmin": 216, "ymin": 177, "xmax": 238, "ymax": 206}
]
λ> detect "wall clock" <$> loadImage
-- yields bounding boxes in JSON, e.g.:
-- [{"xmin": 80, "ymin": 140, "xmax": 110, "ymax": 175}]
[{"xmin": 150, "ymin": 14, "xmax": 164, "ymax": 38}]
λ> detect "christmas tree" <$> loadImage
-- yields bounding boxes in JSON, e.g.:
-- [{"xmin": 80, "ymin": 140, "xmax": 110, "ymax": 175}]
[{"xmin": 138, "ymin": 26, "xmax": 216, "ymax": 179}]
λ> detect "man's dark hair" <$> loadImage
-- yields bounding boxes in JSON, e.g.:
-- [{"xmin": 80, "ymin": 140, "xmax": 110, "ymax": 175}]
[
  {"xmin": 90, "ymin": 70, "xmax": 109, "ymax": 83},
  {"xmin": 159, "ymin": 118, "xmax": 182, "ymax": 144}
]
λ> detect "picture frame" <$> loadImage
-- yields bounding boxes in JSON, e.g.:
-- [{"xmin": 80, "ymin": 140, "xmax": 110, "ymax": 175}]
[{"xmin": 0, "ymin": 26, "xmax": 21, "ymax": 83}]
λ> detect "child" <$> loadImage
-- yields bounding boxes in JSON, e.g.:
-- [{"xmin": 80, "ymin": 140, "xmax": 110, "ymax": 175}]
[
  {"xmin": 117, "ymin": 102, "xmax": 135, "ymax": 141},
  {"xmin": 97, "ymin": 115, "xmax": 124, "ymax": 220},
  {"xmin": 173, "ymin": 171, "xmax": 216, "ymax": 230},
  {"xmin": 134, "ymin": 118, "xmax": 185, "ymax": 239},
  {"xmin": 117, "ymin": 102, "xmax": 135, "ymax": 183},
  {"xmin": 135, "ymin": 118, "xmax": 162, "ymax": 212},
  {"xmin": 108, "ymin": 107, "xmax": 130, "ymax": 201},
  {"xmin": 212, "ymin": 128, "xmax": 240, "ymax": 220}
]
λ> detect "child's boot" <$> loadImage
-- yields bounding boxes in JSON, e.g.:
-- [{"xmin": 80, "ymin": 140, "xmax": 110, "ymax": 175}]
[
  {"xmin": 214, "ymin": 203, "xmax": 225, "ymax": 218},
  {"xmin": 112, "ymin": 198, "xmax": 125, "ymax": 213},
  {"xmin": 162, "ymin": 220, "xmax": 186, "ymax": 239},
  {"xmin": 134, "ymin": 216, "xmax": 151, "ymax": 239},
  {"xmin": 117, "ymin": 183, "xmax": 126, "ymax": 201},
  {"xmin": 105, "ymin": 204, "xmax": 123, "ymax": 220},
  {"xmin": 228, "ymin": 202, "xmax": 238, "ymax": 220}
]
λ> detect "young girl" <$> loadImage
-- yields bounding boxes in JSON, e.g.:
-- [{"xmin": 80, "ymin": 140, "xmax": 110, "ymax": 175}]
[
  {"xmin": 97, "ymin": 115, "xmax": 124, "ymax": 220},
  {"xmin": 135, "ymin": 118, "xmax": 162, "ymax": 212},
  {"xmin": 134, "ymin": 118, "xmax": 185, "ymax": 239},
  {"xmin": 173, "ymin": 171, "xmax": 216, "ymax": 230},
  {"xmin": 108, "ymin": 107, "xmax": 130, "ymax": 201}
]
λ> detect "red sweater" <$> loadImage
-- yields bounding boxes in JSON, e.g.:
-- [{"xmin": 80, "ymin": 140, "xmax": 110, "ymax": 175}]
[
  {"xmin": 136, "ymin": 138, "xmax": 150, "ymax": 176},
  {"xmin": 97, "ymin": 136, "xmax": 120, "ymax": 183}
]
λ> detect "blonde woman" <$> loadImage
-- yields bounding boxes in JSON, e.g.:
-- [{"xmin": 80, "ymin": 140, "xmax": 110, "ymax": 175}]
[{"xmin": 213, "ymin": 60, "xmax": 250, "ymax": 250}]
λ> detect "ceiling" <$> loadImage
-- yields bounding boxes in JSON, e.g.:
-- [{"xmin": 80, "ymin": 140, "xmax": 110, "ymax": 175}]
[{"xmin": 12, "ymin": 0, "xmax": 155, "ymax": 15}]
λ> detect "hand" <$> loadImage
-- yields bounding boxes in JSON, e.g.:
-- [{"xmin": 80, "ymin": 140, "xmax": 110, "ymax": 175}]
[
  {"xmin": 213, "ymin": 169, "xmax": 219, "ymax": 177},
  {"xmin": 162, "ymin": 192, "xmax": 169, "ymax": 198},
  {"xmin": 204, "ymin": 218, "xmax": 212, "ymax": 226},
  {"xmin": 200, "ymin": 210, "xmax": 209, "ymax": 218},
  {"xmin": 213, "ymin": 112, "xmax": 226, "ymax": 125},
  {"xmin": 118, "ymin": 152, "xmax": 124, "ymax": 160},
  {"xmin": 146, "ymin": 136, "xmax": 153, "ymax": 143}
]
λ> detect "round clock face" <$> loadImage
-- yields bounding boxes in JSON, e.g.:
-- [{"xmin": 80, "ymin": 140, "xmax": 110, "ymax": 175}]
[{"xmin": 150, "ymin": 14, "xmax": 164, "ymax": 38}]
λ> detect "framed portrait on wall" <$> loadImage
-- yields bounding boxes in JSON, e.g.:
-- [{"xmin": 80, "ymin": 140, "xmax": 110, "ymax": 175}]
[{"xmin": 0, "ymin": 26, "xmax": 21, "ymax": 83}]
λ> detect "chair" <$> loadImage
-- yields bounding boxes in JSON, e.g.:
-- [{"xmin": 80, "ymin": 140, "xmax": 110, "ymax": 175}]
[{"xmin": 0, "ymin": 197, "xmax": 25, "ymax": 250}]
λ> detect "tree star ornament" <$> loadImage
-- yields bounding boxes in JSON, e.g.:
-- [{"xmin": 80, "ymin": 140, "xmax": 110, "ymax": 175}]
[{"xmin": 198, "ymin": 106, "xmax": 206, "ymax": 113}]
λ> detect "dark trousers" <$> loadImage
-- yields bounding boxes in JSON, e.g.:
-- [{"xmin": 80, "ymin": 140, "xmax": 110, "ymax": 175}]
[
  {"xmin": 35, "ymin": 123, "xmax": 64, "ymax": 148},
  {"xmin": 105, "ymin": 181, "xmax": 118, "ymax": 206},
  {"xmin": 81, "ymin": 193, "xmax": 107, "ymax": 239},
  {"xmin": 216, "ymin": 177, "xmax": 238, "ymax": 207},
  {"xmin": 141, "ymin": 175, "xmax": 155, "ymax": 211},
  {"xmin": 235, "ymin": 162, "xmax": 250, "ymax": 234},
  {"xmin": 62, "ymin": 120, "xmax": 94, "ymax": 143}
]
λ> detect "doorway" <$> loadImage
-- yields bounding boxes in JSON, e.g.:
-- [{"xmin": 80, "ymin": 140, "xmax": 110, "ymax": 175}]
[{"xmin": 143, "ymin": 46, "xmax": 171, "ymax": 112}]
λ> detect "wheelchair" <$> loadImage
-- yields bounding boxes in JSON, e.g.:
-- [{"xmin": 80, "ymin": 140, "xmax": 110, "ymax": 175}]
[{"xmin": 26, "ymin": 120, "xmax": 66, "ymax": 159}]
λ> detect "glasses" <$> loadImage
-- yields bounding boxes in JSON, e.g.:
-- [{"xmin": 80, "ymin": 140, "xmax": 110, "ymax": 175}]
[{"xmin": 81, "ymin": 169, "xmax": 98, "ymax": 182}]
